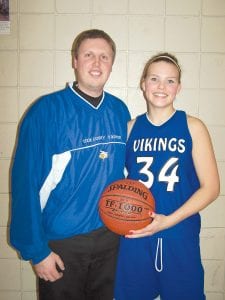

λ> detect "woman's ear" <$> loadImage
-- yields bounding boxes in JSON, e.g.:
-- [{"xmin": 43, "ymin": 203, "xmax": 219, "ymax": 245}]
[{"xmin": 177, "ymin": 83, "xmax": 182, "ymax": 95}]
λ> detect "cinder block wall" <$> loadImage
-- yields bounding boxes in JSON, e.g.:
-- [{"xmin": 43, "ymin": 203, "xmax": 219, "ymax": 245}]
[{"xmin": 0, "ymin": 0, "xmax": 224, "ymax": 299}]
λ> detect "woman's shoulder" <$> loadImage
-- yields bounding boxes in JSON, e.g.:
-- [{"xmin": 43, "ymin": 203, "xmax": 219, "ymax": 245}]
[{"xmin": 186, "ymin": 114, "xmax": 209, "ymax": 138}]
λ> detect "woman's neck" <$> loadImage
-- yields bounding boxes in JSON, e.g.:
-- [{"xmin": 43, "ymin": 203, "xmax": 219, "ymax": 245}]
[{"xmin": 147, "ymin": 107, "xmax": 175, "ymax": 125}]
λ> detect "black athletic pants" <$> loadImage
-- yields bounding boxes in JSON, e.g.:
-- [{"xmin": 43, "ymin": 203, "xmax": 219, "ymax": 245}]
[{"xmin": 38, "ymin": 227, "xmax": 119, "ymax": 300}]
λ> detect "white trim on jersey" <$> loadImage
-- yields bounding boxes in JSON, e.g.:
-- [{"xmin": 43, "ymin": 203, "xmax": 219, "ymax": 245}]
[
  {"xmin": 39, "ymin": 151, "xmax": 71, "ymax": 211},
  {"xmin": 70, "ymin": 141, "xmax": 126, "ymax": 152}
]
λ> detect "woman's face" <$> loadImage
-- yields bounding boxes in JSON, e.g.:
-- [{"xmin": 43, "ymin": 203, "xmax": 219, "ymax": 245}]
[{"xmin": 142, "ymin": 61, "xmax": 181, "ymax": 109}]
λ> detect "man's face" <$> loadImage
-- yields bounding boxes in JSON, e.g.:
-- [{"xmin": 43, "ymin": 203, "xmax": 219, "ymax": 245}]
[{"xmin": 73, "ymin": 38, "xmax": 114, "ymax": 97}]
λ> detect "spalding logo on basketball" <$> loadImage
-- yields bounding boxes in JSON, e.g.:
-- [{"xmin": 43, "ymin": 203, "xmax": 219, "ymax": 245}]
[{"xmin": 99, "ymin": 178, "xmax": 155, "ymax": 235}]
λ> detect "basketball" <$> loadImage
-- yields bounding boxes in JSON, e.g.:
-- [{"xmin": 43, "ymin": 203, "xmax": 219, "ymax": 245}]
[{"xmin": 98, "ymin": 178, "xmax": 155, "ymax": 235}]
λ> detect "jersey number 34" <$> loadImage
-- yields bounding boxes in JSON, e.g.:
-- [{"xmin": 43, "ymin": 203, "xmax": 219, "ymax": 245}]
[{"xmin": 137, "ymin": 157, "xmax": 179, "ymax": 192}]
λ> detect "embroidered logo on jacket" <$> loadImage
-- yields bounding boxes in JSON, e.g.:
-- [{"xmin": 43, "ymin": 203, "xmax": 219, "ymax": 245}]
[{"xmin": 99, "ymin": 150, "xmax": 108, "ymax": 160}]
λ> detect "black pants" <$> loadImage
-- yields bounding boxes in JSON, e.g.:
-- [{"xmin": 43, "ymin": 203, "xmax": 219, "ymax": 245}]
[{"xmin": 38, "ymin": 227, "xmax": 119, "ymax": 300}]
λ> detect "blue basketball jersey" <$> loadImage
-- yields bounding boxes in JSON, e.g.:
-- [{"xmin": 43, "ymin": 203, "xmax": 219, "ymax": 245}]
[{"xmin": 126, "ymin": 111, "xmax": 201, "ymax": 238}]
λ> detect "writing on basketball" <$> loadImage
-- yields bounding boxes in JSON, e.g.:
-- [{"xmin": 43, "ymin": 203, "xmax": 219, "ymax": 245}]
[
  {"xmin": 107, "ymin": 182, "xmax": 149, "ymax": 200},
  {"xmin": 105, "ymin": 199, "xmax": 145, "ymax": 215}
]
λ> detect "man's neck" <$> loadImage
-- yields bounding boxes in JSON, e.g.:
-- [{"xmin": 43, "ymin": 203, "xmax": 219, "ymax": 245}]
[{"xmin": 72, "ymin": 82, "xmax": 103, "ymax": 107}]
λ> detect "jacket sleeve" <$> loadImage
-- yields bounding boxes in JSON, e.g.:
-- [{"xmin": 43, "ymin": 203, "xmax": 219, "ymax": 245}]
[{"xmin": 10, "ymin": 106, "xmax": 52, "ymax": 265}]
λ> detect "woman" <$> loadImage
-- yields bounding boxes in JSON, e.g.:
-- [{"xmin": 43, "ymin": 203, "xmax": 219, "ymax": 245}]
[{"xmin": 114, "ymin": 52, "xmax": 220, "ymax": 300}]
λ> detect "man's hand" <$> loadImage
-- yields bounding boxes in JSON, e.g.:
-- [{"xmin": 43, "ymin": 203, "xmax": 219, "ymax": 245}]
[{"xmin": 34, "ymin": 252, "xmax": 65, "ymax": 282}]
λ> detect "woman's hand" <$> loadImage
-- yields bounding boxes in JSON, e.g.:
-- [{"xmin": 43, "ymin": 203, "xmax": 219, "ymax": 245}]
[{"xmin": 125, "ymin": 212, "xmax": 171, "ymax": 238}]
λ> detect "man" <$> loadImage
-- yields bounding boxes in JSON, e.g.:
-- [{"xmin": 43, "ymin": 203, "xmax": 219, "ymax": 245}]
[{"xmin": 10, "ymin": 29, "xmax": 130, "ymax": 300}]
